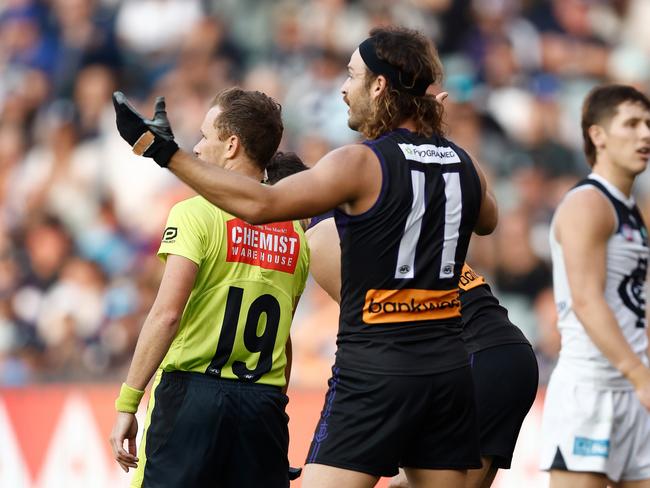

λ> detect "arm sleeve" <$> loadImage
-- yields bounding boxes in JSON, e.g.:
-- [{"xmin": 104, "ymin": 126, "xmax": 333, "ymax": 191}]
[{"xmin": 158, "ymin": 199, "xmax": 217, "ymax": 265}]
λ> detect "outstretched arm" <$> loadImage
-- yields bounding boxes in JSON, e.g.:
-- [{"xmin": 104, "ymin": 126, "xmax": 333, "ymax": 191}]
[
  {"xmin": 113, "ymin": 91, "xmax": 380, "ymax": 223},
  {"xmin": 167, "ymin": 145, "xmax": 375, "ymax": 223}
]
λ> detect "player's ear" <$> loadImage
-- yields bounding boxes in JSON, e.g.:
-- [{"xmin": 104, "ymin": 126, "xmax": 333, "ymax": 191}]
[
  {"xmin": 225, "ymin": 135, "xmax": 240, "ymax": 159},
  {"xmin": 588, "ymin": 124, "xmax": 606, "ymax": 151},
  {"xmin": 371, "ymin": 75, "xmax": 388, "ymax": 99}
]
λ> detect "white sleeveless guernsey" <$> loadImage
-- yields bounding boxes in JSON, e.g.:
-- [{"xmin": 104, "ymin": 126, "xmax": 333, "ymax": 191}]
[{"xmin": 549, "ymin": 173, "xmax": 649, "ymax": 389}]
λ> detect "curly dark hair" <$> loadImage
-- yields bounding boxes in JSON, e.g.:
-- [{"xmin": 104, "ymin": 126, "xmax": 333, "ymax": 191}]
[{"xmin": 360, "ymin": 26, "xmax": 444, "ymax": 139}]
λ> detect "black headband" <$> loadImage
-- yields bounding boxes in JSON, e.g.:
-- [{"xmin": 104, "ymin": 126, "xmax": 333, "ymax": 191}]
[{"xmin": 358, "ymin": 37, "xmax": 432, "ymax": 97}]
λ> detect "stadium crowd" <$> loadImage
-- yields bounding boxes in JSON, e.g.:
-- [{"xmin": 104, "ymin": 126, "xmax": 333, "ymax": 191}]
[{"xmin": 1, "ymin": 0, "xmax": 650, "ymax": 387}]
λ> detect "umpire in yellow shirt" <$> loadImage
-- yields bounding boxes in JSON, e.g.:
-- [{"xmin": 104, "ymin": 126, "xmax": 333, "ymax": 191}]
[{"xmin": 109, "ymin": 88, "xmax": 310, "ymax": 488}]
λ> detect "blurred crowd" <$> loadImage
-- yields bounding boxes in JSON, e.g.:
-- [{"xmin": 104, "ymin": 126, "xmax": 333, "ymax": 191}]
[{"xmin": 1, "ymin": 0, "xmax": 650, "ymax": 387}]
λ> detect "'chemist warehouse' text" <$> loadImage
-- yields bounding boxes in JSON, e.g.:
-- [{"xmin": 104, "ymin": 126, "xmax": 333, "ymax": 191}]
[{"xmin": 226, "ymin": 218, "xmax": 300, "ymax": 273}]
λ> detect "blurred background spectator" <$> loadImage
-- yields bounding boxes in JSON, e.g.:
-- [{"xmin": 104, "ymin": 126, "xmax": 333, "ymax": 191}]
[{"xmin": 1, "ymin": 0, "xmax": 649, "ymax": 387}]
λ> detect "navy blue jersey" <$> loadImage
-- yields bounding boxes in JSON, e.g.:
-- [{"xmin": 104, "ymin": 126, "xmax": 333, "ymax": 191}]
[
  {"xmin": 458, "ymin": 264, "xmax": 531, "ymax": 354},
  {"xmin": 334, "ymin": 128, "xmax": 482, "ymax": 374}
]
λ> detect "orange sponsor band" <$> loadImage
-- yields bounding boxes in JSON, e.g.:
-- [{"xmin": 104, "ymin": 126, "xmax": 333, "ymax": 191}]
[
  {"xmin": 458, "ymin": 263, "xmax": 486, "ymax": 292},
  {"xmin": 363, "ymin": 288, "xmax": 460, "ymax": 324}
]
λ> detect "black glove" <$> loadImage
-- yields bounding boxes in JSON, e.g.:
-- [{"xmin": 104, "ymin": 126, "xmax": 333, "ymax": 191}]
[
  {"xmin": 288, "ymin": 466, "xmax": 302, "ymax": 481},
  {"xmin": 112, "ymin": 91, "xmax": 179, "ymax": 167}
]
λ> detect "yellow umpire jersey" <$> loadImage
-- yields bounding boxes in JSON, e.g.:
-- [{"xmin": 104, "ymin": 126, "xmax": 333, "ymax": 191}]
[{"xmin": 157, "ymin": 196, "xmax": 309, "ymax": 388}]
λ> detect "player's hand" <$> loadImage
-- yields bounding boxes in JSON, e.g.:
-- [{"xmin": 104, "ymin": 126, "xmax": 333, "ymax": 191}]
[
  {"xmin": 435, "ymin": 91, "xmax": 449, "ymax": 104},
  {"xmin": 109, "ymin": 411, "xmax": 139, "ymax": 472},
  {"xmin": 425, "ymin": 85, "xmax": 448, "ymax": 105},
  {"xmin": 637, "ymin": 377, "xmax": 650, "ymax": 411},
  {"xmin": 627, "ymin": 363, "xmax": 650, "ymax": 411},
  {"xmin": 112, "ymin": 91, "xmax": 179, "ymax": 167}
]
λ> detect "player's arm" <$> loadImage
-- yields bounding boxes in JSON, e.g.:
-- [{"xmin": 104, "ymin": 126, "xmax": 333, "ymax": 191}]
[
  {"xmin": 556, "ymin": 189, "xmax": 650, "ymax": 409},
  {"xmin": 109, "ymin": 255, "xmax": 198, "ymax": 472},
  {"xmin": 430, "ymin": 91, "xmax": 497, "ymax": 234},
  {"xmin": 647, "ymin": 275, "xmax": 650, "ymax": 360},
  {"xmin": 645, "ymin": 223, "xmax": 650, "ymax": 359},
  {"xmin": 305, "ymin": 217, "xmax": 342, "ymax": 304},
  {"xmin": 168, "ymin": 144, "xmax": 375, "ymax": 223},
  {"xmin": 112, "ymin": 92, "xmax": 379, "ymax": 223},
  {"xmin": 470, "ymin": 156, "xmax": 498, "ymax": 236},
  {"xmin": 124, "ymin": 254, "xmax": 197, "ymax": 389},
  {"xmin": 646, "ymin": 264, "xmax": 650, "ymax": 359}
]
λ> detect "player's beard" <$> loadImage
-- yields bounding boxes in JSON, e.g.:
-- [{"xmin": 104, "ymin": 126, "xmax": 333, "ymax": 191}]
[{"xmin": 347, "ymin": 91, "xmax": 374, "ymax": 133}]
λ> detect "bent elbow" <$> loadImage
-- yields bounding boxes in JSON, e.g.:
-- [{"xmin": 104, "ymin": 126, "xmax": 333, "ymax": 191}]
[
  {"xmin": 474, "ymin": 221, "xmax": 496, "ymax": 236},
  {"xmin": 474, "ymin": 216, "xmax": 498, "ymax": 236},
  {"xmin": 475, "ymin": 193, "xmax": 498, "ymax": 235},
  {"xmin": 154, "ymin": 310, "xmax": 182, "ymax": 334},
  {"xmin": 571, "ymin": 294, "xmax": 592, "ymax": 316}
]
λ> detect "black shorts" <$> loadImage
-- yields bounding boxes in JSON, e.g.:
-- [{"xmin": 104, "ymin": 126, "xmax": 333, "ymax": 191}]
[
  {"xmin": 305, "ymin": 365, "xmax": 481, "ymax": 477},
  {"xmin": 138, "ymin": 370, "xmax": 289, "ymax": 488},
  {"xmin": 471, "ymin": 343, "xmax": 538, "ymax": 468}
]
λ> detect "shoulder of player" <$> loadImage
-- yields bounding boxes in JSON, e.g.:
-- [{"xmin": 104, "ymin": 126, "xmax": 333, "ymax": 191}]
[
  {"xmin": 305, "ymin": 144, "xmax": 379, "ymax": 201},
  {"xmin": 555, "ymin": 186, "xmax": 616, "ymax": 238},
  {"xmin": 318, "ymin": 143, "xmax": 377, "ymax": 170},
  {"xmin": 170, "ymin": 195, "xmax": 225, "ymax": 222},
  {"xmin": 170, "ymin": 194, "xmax": 207, "ymax": 209}
]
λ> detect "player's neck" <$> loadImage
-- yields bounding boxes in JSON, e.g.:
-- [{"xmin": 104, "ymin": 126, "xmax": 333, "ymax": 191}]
[
  {"xmin": 398, "ymin": 119, "xmax": 417, "ymax": 133},
  {"xmin": 592, "ymin": 162, "xmax": 635, "ymax": 198},
  {"xmin": 223, "ymin": 158, "xmax": 264, "ymax": 182}
]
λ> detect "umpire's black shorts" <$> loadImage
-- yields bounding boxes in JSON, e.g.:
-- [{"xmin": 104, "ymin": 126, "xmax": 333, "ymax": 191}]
[
  {"xmin": 305, "ymin": 364, "xmax": 482, "ymax": 477},
  {"xmin": 131, "ymin": 370, "xmax": 290, "ymax": 488},
  {"xmin": 471, "ymin": 343, "xmax": 538, "ymax": 468}
]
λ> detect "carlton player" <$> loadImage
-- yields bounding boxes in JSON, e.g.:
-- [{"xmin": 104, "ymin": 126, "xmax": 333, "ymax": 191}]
[
  {"xmin": 109, "ymin": 88, "xmax": 309, "ymax": 488},
  {"xmin": 541, "ymin": 85, "xmax": 650, "ymax": 488}
]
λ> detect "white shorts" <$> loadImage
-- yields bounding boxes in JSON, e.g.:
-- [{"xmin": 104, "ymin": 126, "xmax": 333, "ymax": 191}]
[{"xmin": 540, "ymin": 371, "xmax": 650, "ymax": 482}]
